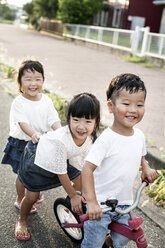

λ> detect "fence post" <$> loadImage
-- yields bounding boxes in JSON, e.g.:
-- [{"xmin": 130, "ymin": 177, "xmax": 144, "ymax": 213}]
[
  {"xmin": 85, "ymin": 27, "xmax": 90, "ymax": 39},
  {"xmin": 141, "ymin": 26, "xmax": 150, "ymax": 57},
  {"xmin": 75, "ymin": 25, "xmax": 80, "ymax": 36},
  {"xmin": 98, "ymin": 28, "xmax": 103, "ymax": 42},
  {"xmin": 131, "ymin": 26, "xmax": 140, "ymax": 55},
  {"xmin": 112, "ymin": 31, "xmax": 119, "ymax": 45},
  {"xmin": 158, "ymin": 36, "xmax": 164, "ymax": 55}
]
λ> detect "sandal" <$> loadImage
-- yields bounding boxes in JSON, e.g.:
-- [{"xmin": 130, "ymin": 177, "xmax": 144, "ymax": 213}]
[
  {"xmin": 15, "ymin": 221, "xmax": 30, "ymax": 241},
  {"xmin": 14, "ymin": 202, "xmax": 37, "ymax": 214},
  {"xmin": 36, "ymin": 192, "xmax": 44, "ymax": 204}
]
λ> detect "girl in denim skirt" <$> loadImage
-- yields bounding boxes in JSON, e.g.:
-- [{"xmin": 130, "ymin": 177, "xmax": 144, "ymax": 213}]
[
  {"xmin": 15, "ymin": 92, "xmax": 100, "ymax": 241},
  {"xmin": 1, "ymin": 59, "xmax": 61, "ymax": 213}
]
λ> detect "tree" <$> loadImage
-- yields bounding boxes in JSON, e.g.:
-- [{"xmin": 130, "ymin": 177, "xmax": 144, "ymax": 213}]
[
  {"xmin": 23, "ymin": 0, "xmax": 59, "ymax": 29},
  {"xmin": 0, "ymin": 2, "xmax": 16, "ymax": 21},
  {"xmin": 33, "ymin": 0, "xmax": 58, "ymax": 19},
  {"xmin": 58, "ymin": 0, "xmax": 104, "ymax": 24},
  {"xmin": 23, "ymin": 2, "xmax": 34, "ymax": 17}
]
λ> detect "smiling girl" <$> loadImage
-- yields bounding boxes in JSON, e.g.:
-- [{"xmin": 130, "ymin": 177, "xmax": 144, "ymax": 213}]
[
  {"xmin": 15, "ymin": 92, "xmax": 100, "ymax": 241},
  {"xmin": 1, "ymin": 59, "xmax": 61, "ymax": 213}
]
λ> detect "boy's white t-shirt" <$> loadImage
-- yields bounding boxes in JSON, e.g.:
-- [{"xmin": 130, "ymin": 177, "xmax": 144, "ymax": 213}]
[
  {"xmin": 35, "ymin": 125, "xmax": 93, "ymax": 173},
  {"xmin": 85, "ymin": 127, "xmax": 146, "ymax": 206},
  {"xmin": 9, "ymin": 94, "xmax": 60, "ymax": 141}
]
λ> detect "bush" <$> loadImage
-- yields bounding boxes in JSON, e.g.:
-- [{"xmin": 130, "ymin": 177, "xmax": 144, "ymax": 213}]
[
  {"xmin": 146, "ymin": 169, "xmax": 165, "ymax": 208},
  {"xmin": 0, "ymin": 63, "xmax": 16, "ymax": 79},
  {"xmin": 44, "ymin": 91, "xmax": 68, "ymax": 121}
]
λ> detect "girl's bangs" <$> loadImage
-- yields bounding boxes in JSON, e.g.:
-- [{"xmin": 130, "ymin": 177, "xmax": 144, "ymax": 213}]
[{"xmin": 71, "ymin": 99, "xmax": 96, "ymax": 119}]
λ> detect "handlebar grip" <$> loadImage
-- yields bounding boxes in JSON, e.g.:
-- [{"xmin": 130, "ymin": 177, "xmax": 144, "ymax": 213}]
[
  {"xmin": 79, "ymin": 213, "xmax": 89, "ymax": 222},
  {"xmin": 142, "ymin": 178, "xmax": 150, "ymax": 186}
]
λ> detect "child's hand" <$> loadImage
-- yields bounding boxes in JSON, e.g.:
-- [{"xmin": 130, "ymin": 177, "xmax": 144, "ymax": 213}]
[
  {"xmin": 87, "ymin": 200, "xmax": 103, "ymax": 220},
  {"xmin": 141, "ymin": 166, "xmax": 158, "ymax": 183},
  {"xmin": 71, "ymin": 194, "xmax": 85, "ymax": 215},
  {"xmin": 31, "ymin": 132, "xmax": 41, "ymax": 144}
]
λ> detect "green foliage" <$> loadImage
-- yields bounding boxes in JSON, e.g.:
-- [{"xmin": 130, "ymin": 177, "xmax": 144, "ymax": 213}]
[
  {"xmin": 23, "ymin": 0, "xmax": 59, "ymax": 29},
  {"xmin": 0, "ymin": 2, "xmax": 16, "ymax": 21},
  {"xmin": 23, "ymin": 0, "xmax": 104, "ymax": 28},
  {"xmin": 23, "ymin": 1, "xmax": 38, "ymax": 29},
  {"xmin": 141, "ymin": 62, "xmax": 154, "ymax": 68},
  {"xmin": 33, "ymin": 0, "xmax": 58, "ymax": 19},
  {"xmin": 23, "ymin": 2, "xmax": 34, "ymax": 17},
  {"xmin": 123, "ymin": 55, "xmax": 146, "ymax": 63},
  {"xmin": 146, "ymin": 170, "xmax": 165, "ymax": 208},
  {"xmin": 58, "ymin": 0, "xmax": 104, "ymax": 24},
  {"xmin": 0, "ymin": 63, "xmax": 16, "ymax": 79},
  {"xmin": 44, "ymin": 91, "xmax": 68, "ymax": 121}
]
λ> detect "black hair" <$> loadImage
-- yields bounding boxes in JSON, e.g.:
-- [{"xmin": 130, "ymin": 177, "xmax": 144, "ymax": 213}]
[
  {"xmin": 67, "ymin": 93, "xmax": 100, "ymax": 142},
  {"xmin": 17, "ymin": 59, "xmax": 44, "ymax": 93},
  {"xmin": 106, "ymin": 73, "xmax": 146, "ymax": 103}
]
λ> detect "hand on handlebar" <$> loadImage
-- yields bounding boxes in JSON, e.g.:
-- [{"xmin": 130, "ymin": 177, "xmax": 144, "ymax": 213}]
[
  {"xmin": 71, "ymin": 194, "xmax": 86, "ymax": 215},
  {"xmin": 141, "ymin": 167, "xmax": 158, "ymax": 183},
  {"xmin": 87, "ymin": 200, "xmax": 103, "ymax": 220}
]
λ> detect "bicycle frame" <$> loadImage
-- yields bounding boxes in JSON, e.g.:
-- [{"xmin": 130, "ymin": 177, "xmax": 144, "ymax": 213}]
[{"xmin": 62, "ymin": 179, "xmax": 149, "ymax": 248}]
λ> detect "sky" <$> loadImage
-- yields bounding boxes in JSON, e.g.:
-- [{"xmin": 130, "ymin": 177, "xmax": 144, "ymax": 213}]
[{"xmin": 6, "ymin": 0, "xmax": 31, "ymax": 7}]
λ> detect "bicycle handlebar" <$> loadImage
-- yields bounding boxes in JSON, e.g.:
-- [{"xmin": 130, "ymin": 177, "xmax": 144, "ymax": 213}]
[{"xmin": 79, "ymin": 178, "xmax": 149, "ymax": 223}]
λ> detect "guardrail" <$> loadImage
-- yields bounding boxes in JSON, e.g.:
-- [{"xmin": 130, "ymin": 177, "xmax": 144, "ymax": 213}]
[{"xmin": 63, "ymin": 24, "xmax": 165, "ymax": 60}]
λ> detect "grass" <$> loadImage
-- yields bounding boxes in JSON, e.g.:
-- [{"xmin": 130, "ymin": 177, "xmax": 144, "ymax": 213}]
[
  {"xmin": 43, "ymin": 90, "xmax": 68, "ymax": 122},
  {"xmin": 123, "ymin": 55, "xmax": 146, "ymax": 63},
  {"xmin": 123, "ymin": 55, "xmax": 156, "ymax": 68},
  {"xmin": 0, "ymin": 63, "xmax": 16, "ymax": 79},
  {"xmin": 0, "ymin": 20, "xmax": 14, "ymax": 24}
]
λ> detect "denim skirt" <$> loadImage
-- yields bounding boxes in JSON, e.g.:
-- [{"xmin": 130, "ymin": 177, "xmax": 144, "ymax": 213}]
[
  {"xmin": 18, "ymin": 141, "xmax": 81, "ymax": 192},
  {"xmin": 1, "ymin": 136, "xmax": 28, "ymax": 174}
]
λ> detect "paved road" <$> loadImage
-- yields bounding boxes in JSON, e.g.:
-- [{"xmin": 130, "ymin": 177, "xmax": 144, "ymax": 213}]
[
  {"xmin": 0, "ymin": 84, "xmax": 165, "ymax": 247},
  {"xmin": 0, "ymin": 23, "xmax": 164, "ymax": 150}
]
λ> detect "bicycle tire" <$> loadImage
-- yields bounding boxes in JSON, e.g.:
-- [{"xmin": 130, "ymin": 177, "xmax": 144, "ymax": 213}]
[{"xmin": 54, "ymin": 197, "xmax": 83, "ymax": 243}]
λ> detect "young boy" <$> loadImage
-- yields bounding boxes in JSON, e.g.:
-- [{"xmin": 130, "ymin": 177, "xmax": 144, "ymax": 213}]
[{"xmin": 81, "ymin": 73, "xmax": 158, "ymax": 248}]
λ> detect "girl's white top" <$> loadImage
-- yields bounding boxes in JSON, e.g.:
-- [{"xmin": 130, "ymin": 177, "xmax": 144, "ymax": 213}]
[
  {"xmin": 35, "ymin": 125, "xmax": 93, "ymax": 173},
  {"xmin": 9, "ymin": 94, "xmax": 60, "ymax": 141},
  {"xmin": 85, "ymin": 127, "xmax": 146, "ymax": 206}
]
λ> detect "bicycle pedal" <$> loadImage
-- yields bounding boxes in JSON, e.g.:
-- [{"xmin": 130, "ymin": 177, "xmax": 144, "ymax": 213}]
[{"xmin": 128, "ymin": 217, "xmax": 143, "ymax": 229}]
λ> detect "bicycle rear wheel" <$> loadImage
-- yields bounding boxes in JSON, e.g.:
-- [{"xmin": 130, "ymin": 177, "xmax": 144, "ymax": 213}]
[{"xmin": 54, "ymin": 197, "xmax": 83, "ymax": 243}]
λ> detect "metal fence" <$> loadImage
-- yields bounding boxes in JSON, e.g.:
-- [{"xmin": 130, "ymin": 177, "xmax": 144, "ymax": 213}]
[{"xmin": 63, "ymin": 24, "xmax": 165, "ymax": 60}]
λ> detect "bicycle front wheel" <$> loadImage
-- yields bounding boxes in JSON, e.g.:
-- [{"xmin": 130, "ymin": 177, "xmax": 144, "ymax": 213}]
[{"xmin": 54, "ymin": 197, "xmax": 83, "ymax": 243}]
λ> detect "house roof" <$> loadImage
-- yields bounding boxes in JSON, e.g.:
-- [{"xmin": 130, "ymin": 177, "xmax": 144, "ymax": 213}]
[{"xmin": 153, "ymin": 0, "xmax": 165, "ymax": 5}]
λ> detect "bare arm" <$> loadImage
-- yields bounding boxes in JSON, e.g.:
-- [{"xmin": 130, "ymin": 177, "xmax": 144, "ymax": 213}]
[
  {"xmin": 51, "ymin": 121, "xmax": 61, "ymax": 130},
  {"xmin": 81, "ymin": 161, "xmax": 102, "ymax": 220},
  {"xmin": 19, "ymin": 121, "xmax": 61, "ymax": 144},
  {"xmin": 141, "ymin": 156, "xmax": 158, "ymax": 183},
  {"xmin": 58, "ymin": 173, "xmax": 84, "ymax": 214},
  {"xmin": 19, "ymin": 122, "xmax": 41, "ymax": 144}
]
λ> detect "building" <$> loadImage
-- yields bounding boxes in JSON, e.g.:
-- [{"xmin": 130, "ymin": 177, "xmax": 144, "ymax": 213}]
[{"xmin": 93, "ymin": 0, "xmax": 164, "ymax": 33}]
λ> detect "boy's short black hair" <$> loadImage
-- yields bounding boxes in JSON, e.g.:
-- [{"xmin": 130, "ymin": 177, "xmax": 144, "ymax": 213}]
[
  {"xmin": 17, "ymin": 60, "xmax": 44, "ymax": 93},
  {"xmin": 106, "ymin": 73, "xmax": 147, "ymax": 102}
]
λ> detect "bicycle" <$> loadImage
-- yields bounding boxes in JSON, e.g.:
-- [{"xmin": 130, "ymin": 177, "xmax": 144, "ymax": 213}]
[{"xmin": 54, "ymin": 178, "xmax": 155, "ymax": 248}]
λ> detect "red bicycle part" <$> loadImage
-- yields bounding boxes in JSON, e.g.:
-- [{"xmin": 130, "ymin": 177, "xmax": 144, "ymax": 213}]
[
  {"xmin": 128, "ymin": 217, "xmax": 143, "ymax": 229},
  {"xmin": 109, "ymin": 222, "xmax": 148, "ymax": 248}
]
